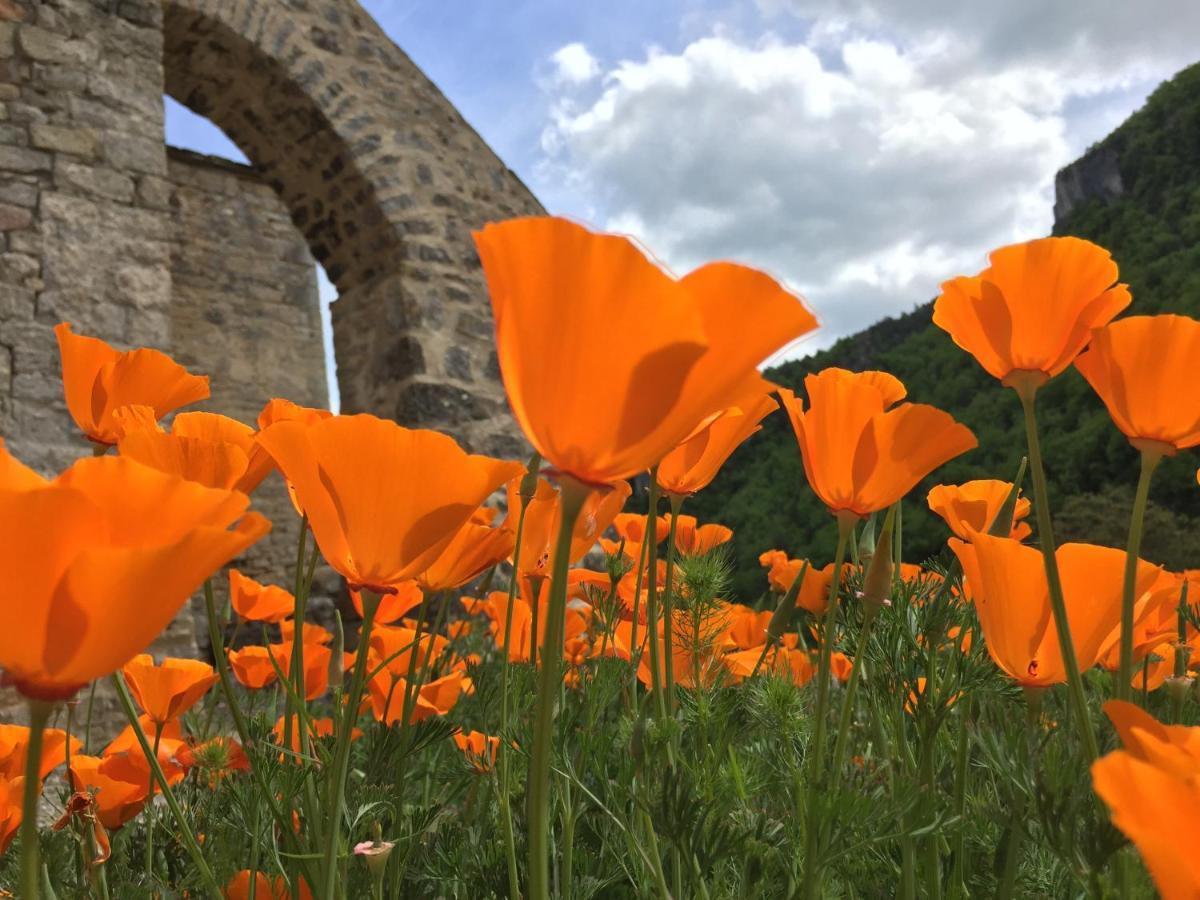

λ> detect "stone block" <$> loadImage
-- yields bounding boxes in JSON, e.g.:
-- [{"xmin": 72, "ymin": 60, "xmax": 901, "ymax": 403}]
[
  {"xmin": 0, "ymin": 144, "xmax": 46, "ymax": 172},
  {"xmin": 30, "ymin": 122, "xmax": 96, "ymax": 157},
  {"xmin": 16, "ymin": 25, "xmax": 95, "ymax": 65},
  {"xmin": 54, "ymin": 160, "xmax": 135, "ymax": 203},
  {"xmin": 0, "ymin": 201, "xmax": 30, "ymax": 230}
]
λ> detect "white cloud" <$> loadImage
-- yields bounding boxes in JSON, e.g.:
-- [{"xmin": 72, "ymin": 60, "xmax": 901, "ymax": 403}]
[
  {"xmin": 534, "ymin": 3, "xmax": 1199, "ymax": 359},
  {"xmin": 549, "ymin": 42, "xmax": 601, "ymax": 85}
]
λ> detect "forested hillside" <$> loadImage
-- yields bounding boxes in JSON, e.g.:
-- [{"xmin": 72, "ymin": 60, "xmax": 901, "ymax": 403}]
[{"xmin": 694, "ymin": 62, "xmax": 1200, "ymax": 600}]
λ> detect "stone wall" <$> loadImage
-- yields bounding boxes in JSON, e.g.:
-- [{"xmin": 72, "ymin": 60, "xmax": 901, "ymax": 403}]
[
  {"xmin": 166, "ymin": 145, "xmax": 339, "ymax": 630},
  {"xmin": 162, "ymin": 0, "xmax": 544, "ymax": 459},
  {"xmin": 0, "ymin": 0, "xmax": 190, "ymax": 729},
  {"xmin": 0, "ymin": 0, "xmax": 541, "ymax": 725}
]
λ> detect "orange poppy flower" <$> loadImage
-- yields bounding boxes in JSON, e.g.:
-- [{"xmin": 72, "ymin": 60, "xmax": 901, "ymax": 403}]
[
  {"xmin": 505, "ymin": 475, "xmax": 631, "ymax": 577},
  {"xmin": 122, "ymin": 654, "xmax": 217, "ymax": 726},
  {"xmin": 474, "ymin": 216, "xmax": 818, "ymax": 485},
  {"xmin": 0, "ymin": 448, "xmax": 269, "ymax": 700},
  {"xmin": 367, "ymin": 625, "xmax": 451, "ymax": 677},
  {"xmin": 656, "ymin": 387, "xmax": 778, "ymax": 496},
  {"xmin": 600, "ymin": 512, "xmax": 670, "ymax": 558},
  {"xmin": 270, "ymin": 641, "xmax": 332, "ymax": 701},
  {"xmin": 116, "ymin": 410, "xmax": 274, "ymax": 494},
  {"xmin": 367, "ymin": 670, "xmax": 471, "ymax": 726},
  {"xmin": 932, "ymin": 237, "xmax": 1130, "ymax": 388},
  {"xmin": 1075, "ymin": 314, "xmax": 1200, "ymax": 454},
  {"xmin": 175, "ymin": 736, "xmax": 250, "ymax": 787},
  {"xmin": 1092, "ymin": 702, "xmax": 1200, "ymax": 900},
  {"xmin": 277, "ymin": 620, "xmax": 333, "ymax": 645},
  {"xmin": 351, "ymin": 581, "xmax": 424, "ymax": 625},
  {"xmin": 227, "ymin": 646, "xmax": 278, "ymax": 690},
  {"xmin": 724, "ymin": 607, "xmax": 772, "ymax": 651},
  {"xmin": 68, "ymin": 755, "xmax": 150, "ymax": 829},
  {"xmin": 229, "ymin": 569, "xmax": 295, "ymax": 623},
  {"xmin": 673, "ymin": 517, "xmax": 732, "ymax": 555},
  {"xmin": 416, "ymin": 518, "xmax": 516, "ymax": 592},
  {"xmin": 725, "ymin": 645, "xmax": 814, "ymax": 687},
  {"xmin": 256, "ymin": 414, "xmax": 521, "ymax": 594},
  {"xmin": 103, "ymin": 715, "xmax": 184, "ymax": 760},
  {"xmin": 270, "ymin": 716, "xmax": 355, "ymax": 756},
  {"xmin": 257, "ymin": 398, "xmax": 332, "ymax": 431},
  {"xmin": 54, "ymin": 322, "xmax": 210, "ymax": 447},
  {"xmin": 1095, "ymin": 572, "xmax": 1180, "ymax": 676},
  {"xmin": 0, "ymin": 776, "xmax": 23, "ymax": 854},
  {"xmin": 781, "ymin": 368, "xmax": 976, "ymax": 518},
  {"xmin": 223, "ymin": 870, "xmax": 313, "ymax": 900},
  {"xmin": 0, "ymin": 724, "xmax": 80, "ymax": 783},
  {"xmin": 758, "ymin": 551, "xmax": 836, "ymax": 614},
  {"xmin": 950, "ymin": 534, "xmax": 1159, "ymax": 688},
  {"xmin": 453, "ymin": 730, "xmax": 501, "ymax": 773},
  {"xmin": 927, "ymin": 480, "xmax": 1032, "ymax": 541}
]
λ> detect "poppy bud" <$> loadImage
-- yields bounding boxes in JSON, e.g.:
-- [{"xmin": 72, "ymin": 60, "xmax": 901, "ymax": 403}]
[
  {"xmin": 329, "ymin": 613, "xmax": 345, "ymax": 692},
  {"xmin": 1164, "ymin": 674, "xmax": 1194, "ymax": 705},
  {"xmin": 860, "ymin": 509, "xmax": 895, "ymax": 614},
  {"xmin": 630, "ymin": 714, "xmax": 646, "ymax": 771},
  {"xmin": 987, "ymin": 458, "xmax": 1028, "ymax": 538},
  {"xmin": 765, "ymin": 561, "xmax": 809, "ymax": 646},
  {"xmin": 519, "ymin": 453, "xmax": 543, "ymax": 502},
  {"xmin": 857, "ymin": 512, "xmax": 877, "ymax": 566}
]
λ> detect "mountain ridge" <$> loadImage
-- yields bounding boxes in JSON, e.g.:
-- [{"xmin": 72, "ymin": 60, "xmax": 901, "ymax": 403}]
[{"xmin": 693, "ymin": 61, "xmax": 1200, "ymax": 601}]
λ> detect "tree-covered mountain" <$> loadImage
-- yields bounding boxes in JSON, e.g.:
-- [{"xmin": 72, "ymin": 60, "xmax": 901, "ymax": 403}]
[{"xmin": 693, "ymin": 61, "xmax": 1200, "ymax": 601}]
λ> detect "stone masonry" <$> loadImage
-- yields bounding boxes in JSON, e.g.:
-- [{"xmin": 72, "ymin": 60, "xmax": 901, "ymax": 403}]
[{"xmin": 0, "ymin": 0, "xmax": 544, "ymax": 727}]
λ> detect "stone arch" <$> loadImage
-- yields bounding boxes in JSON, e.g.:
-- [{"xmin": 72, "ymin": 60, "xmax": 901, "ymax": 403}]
[{"xmin": 161, "ymin": 0, "xmax": 543, "ymax": 456}]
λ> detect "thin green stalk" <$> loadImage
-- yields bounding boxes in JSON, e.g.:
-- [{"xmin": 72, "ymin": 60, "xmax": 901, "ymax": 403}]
[
  {"xmin": 283, "ymin": 517, "xmax": 310, "ymax": 774},
  {"xmin": 561, "ymin": 785, "xmax": 575, "ymax": 900},
  {"xmin": 527, "ymin": 477, "xmax": 589, "ymax": 900},
  {"xmin": 1116, "ymin": 447, "xmax": 1164, "ymax": 701},
  {"xmin": 203, "ymin": 579, "xmax": 307, "ymax": 880},
  {"xmin": 803, "ymin": 514, "xmax": 854, "ymax": 897},
  {"xmin": 1171, "ymin": 580, "xmax": 1191, "ymax": 724},
  {"xmin": 320, "ymin": 592, "xmax": 380, "ymax": 900},
  {"xmin": 84, "ymin": 682, "xmax": 97, "ymax": 754},
  {"xmin": 111, "ymin": 674, "xmax": 221, "ymax": 898},
  {"xmin": 19, "ymin": 699, "xmax": 51, "ymax": 900},
  {"xmin": 499, "ymin": 460, "xmax": 536, "ymax": 900},
  {"xmin": 644, "ymin": 472, "xmax": 668, "ymax": 725},
  {"xmin": 1015, "ymin": 383, "xmax": 1099, "ymax": 761},
  {"xmin": 144, "ymin": 722, "xmax": 163, "ymax": 883},
  {"xmin": 662, "ymin": 493, "xmax": 683, "ymax": 711},
  {"xmin": 948, "ymin": 695, "xmax": 975, "ymax": 898},
  {"xmin": 829, "ymin": 606, "xmax": 880, "ymax": 779},
  {"xmin": 628, "ymin": 520, "xmax": 652, "ymax": 703}
]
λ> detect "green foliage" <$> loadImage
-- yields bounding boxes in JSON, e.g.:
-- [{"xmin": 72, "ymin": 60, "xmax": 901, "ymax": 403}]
[{"xmin": 693, "ymin": 62, "xmax": 1200, "ymax": 599}]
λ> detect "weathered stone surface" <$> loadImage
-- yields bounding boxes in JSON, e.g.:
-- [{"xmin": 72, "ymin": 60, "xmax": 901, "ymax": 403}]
[
  {"xmin": 30, "ymin": 122, "xmax": 96, "ymax": 156},
  {"xmin": 0, "ymin": 201, "xmax": 30, "ymax": 230},
  {"xmin": 0, "ymin": 0, "xmax": 543, "ymax": 732}
]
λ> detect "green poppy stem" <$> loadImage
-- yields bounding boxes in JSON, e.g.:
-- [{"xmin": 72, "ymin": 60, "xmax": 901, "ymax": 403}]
[
  {"xmin": 19, "ymin": 699, "xmax": 51, "ymax": 900},
  {"xmin": 111, "ymin": 673, "xmax": 221, "ymax": 899},
  {"xmin": 499, "ymin": 456, "xmax": 538, "ymax": 900},
  {"xmin": 527, "ymin": 476, "xmax": 589, "ymax": 900},
  {"xmin": 1014, "ymin": 381, "xmax": 1099, "ymax": 761},
  {"xmin": 803, "ymin": 513, "xmax": 854, "ymax": 897},
  {"xmin": 644, "ymin": 471, "xmax": 669, "ymax": 726},
  {"xmin": 662, "ymin": 492, "xmax": 683, "ymax": 711},
  {"xmin": 1116, "ymin": 446, "xmax": 1164, "ymax": 701},
  {"xmin": 320, "ymin": 591, "xmax": 380, "ymax": 900}
]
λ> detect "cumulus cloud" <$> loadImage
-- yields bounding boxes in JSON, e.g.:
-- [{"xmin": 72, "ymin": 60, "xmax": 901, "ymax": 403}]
[
  {"xmin": 534, "ymin": 3, "xmax": 1196, "ymax": 360},
  {"xmin": 548, "ymin": 42, "xmax": 601, "ymax": 85}
]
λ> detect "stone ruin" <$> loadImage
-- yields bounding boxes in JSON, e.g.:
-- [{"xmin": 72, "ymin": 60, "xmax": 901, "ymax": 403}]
[{"xmin": 0, "ymin": 0, "xmax": 542, "ymax": 725}]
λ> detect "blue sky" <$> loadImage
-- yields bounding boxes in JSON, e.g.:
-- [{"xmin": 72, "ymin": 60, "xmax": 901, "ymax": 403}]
[{"xmin": 166, "ymin": 1, "xmax": 1200, "ymax": 406}]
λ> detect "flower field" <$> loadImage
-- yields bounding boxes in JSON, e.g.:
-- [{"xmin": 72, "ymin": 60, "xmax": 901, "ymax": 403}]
[{"xmin": 0, "ymin": 215, "xmax": 1197, "ymax": 898}]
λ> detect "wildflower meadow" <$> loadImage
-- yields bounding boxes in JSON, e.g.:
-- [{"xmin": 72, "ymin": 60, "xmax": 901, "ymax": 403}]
[{"xmin": 0, "ymin": 216, "xmax": 1198, "ymax": 899}]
